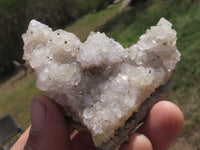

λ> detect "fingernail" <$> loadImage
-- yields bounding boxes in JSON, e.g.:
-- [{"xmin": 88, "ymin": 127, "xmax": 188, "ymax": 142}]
[{"xmin": 31, "ymin": 100, "xmax": 46, "ymax": 132}]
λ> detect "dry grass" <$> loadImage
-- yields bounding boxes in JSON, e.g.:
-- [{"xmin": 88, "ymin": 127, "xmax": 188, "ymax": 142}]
[
  {"xmin": 0, "ymin": 71, "xmax": 43, "ymax": 129},
  {"xmin": 65, "ymin": 2, "xmax": 121, "ymax": 41}
]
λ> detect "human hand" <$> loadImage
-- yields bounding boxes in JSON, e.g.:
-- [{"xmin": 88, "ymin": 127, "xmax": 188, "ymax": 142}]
[{"xmin": 11, "ymin": 95, "xmax": 183, "ymax": 150}]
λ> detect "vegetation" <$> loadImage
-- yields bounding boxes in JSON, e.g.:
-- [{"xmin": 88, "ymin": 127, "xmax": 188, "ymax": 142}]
[
  {"xmin": 0, "ymin": 0, "xmax": 200, "ymax": 149},
  {"xmin": 65, "ymin": 2, "xmax": 122, "ymax": 41},
  {"xmin": 0, "ymin": 0, "xmax": 114, "ymax": 78},
  {"xmin": 0, "ymin": 72, "xmax": 41, "ymax": 129},
  {"xmin": 0, "ymin": 0, "xmax": 120, "ymax": 131},
  {"xmin": 101, "ymin": 0, "xmax": 200, "ymax": 149}
]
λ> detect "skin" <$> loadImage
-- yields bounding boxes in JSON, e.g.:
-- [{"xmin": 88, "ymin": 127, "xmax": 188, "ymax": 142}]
[{"xmin": 11, "ymin": 95, "xmax": 184, "ymax": 150}]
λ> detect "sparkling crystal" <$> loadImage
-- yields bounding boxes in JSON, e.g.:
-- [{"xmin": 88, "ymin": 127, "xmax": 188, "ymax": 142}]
[{"xmin": 22, "ymin": 18, "xmax": 180, "ymax": 147}]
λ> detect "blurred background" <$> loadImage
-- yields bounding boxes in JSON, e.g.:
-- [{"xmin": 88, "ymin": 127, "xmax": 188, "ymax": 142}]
[{"xmin": 0, "ymin": 0, "xmax": 199, "ymax": 149}]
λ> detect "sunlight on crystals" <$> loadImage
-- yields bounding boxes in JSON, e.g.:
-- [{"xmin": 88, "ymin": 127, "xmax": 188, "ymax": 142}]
[
  {"xmin": 22, "ymin": 17, "xmax": 180, "ymax": 147},
  {"xmin": 121, "ymin": 74, "xmax": 128, "ymax": 80}
]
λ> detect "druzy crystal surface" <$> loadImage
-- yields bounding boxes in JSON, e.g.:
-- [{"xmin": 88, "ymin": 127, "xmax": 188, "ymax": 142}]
[{"xmin": 22, "ymin": 18, "xmax": 180, "ymax": 146}]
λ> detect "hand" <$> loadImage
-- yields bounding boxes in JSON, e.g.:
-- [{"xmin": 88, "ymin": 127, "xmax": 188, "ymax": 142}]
[
  {"xmin": 120, "ymin": 100, "xmax": 184, "ymax": 150},
  {"xmin": 11, "ymin": 95, "xmax": 183, "ymax": 150}
]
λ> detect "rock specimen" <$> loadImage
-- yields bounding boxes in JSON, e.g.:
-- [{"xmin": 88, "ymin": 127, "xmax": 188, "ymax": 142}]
[{"xmin": 22, "ymin": 18, "xmax": 180, "ymax": 149}]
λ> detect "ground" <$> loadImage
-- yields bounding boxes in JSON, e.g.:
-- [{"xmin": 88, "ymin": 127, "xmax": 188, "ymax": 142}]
[{"xmin": 0, "ymin": 0, "xmax": 200, "ymax": 149}]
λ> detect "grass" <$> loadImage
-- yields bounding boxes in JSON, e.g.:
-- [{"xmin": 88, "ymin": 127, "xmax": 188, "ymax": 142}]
[
  {"xmin": 0, "ymin": 72, "xmax": 43, "ymax": 129},
  {"xmin": 0, "ymin": 1, "xmax": 122, "ymax": 132},
  {"xmin": 99, "ymin": 0, "xmax": 200, "ymax": 149},
  {"xmin": 65, "ymin": 1, "xmax": 122, "ymax": 41},
  {"xmin": 0, "ymin": 0, "xmax": 200, "ymax": 149}
]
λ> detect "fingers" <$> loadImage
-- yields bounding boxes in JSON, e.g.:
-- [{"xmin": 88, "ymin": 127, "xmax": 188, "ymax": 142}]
[
  {"xmin": 120, "ymin": 133, "xmax": 153, "ymax": 150},
  {"xmin": 120, "ymin": 101, "xmax": 184, "ymax": 150},
  {"xmin": 11, "ymin": 127, "xmax": 31, "ymax": 150},
  {"xmin": 70, "ymin": 131, "xmax": 99, "ymax": 150},
  {"xmin": 139, "ymin": 101, "xmax": 184, "ymax": 150},
  {"xmin": 24, "ymin": 95, "xmax": 69, "ymax": 150},
  {"xmin": 11, "ymin": 95, "xmax": 97, "ymax": 150},
  {"xmin": 13, "ymin": 97, "xmax": 183, "ymax": 150}
]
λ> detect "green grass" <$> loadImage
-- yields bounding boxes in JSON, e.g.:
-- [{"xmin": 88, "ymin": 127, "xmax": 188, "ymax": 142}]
[
  {"xmin": 100, "ymin": 0, "xmax": 200, "ymax": 148},
  {"xmin": 0, "ymin": 1, "xmax": 122, "ymax": 131},
  {"xmin": 0, "ymin": 0, "xmax": 200, "ymax": 149},
  {"xmin": 0, "ymin": 72, "xmax": 43, "ymax": 129},
  {"xmin": 65, "ymin": 2, "xmax": 122, "ymax": 41}
]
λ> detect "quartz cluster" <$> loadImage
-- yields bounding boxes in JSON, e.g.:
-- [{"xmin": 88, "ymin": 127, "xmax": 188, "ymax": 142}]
[{"xmin": 22, "ymin": 18, "xmax": 180, "ymax": 147}]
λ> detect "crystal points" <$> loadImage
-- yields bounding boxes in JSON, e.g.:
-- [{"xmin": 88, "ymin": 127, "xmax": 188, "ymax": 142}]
[{"xmin": 22, "ymin": 18, "xmax": 180, "ymax": 148}]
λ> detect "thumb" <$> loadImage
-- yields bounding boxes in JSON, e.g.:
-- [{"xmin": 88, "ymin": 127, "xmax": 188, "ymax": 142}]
[{"xmin": 24, "ymin": 95, "xmax": 69, "ymax": 150}]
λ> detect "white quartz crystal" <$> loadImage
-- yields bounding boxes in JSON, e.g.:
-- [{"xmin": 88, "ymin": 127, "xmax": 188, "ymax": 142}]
[{"xmin": 22, "ymin": 18, "xmax": 180, "ymax": 146}]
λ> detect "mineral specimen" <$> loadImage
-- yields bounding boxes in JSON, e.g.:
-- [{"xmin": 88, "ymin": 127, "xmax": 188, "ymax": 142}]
[{"xmin": 22, "ymin": 18, "xmax": 180, "ymax": 149}]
